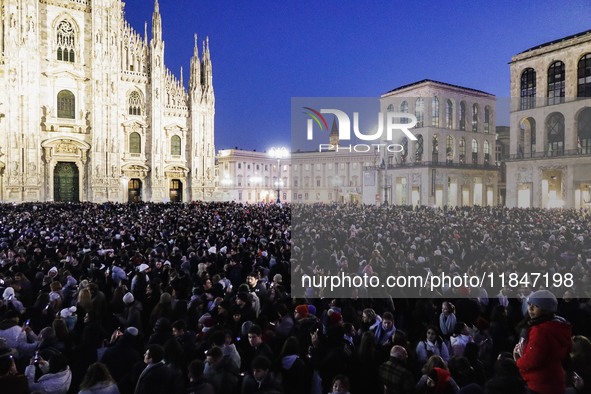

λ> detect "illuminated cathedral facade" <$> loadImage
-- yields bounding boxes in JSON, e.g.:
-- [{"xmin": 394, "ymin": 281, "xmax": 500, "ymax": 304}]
[{"xmin": 0, "ymin": 0, "xmax": 216, "ymax": 202}]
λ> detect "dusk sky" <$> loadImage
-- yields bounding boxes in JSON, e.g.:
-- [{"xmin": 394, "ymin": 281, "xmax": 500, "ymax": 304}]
[{"xmin": 124, "ymin": 0, "xmax": 591, "ymax": 152}]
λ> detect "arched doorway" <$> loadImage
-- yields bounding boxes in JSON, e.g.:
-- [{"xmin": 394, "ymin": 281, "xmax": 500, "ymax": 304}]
[
  {"xmin": 170, "ymin": 179, "xmax": 182, "ymax": 202},
  {"xmin": 128, "ymin": 178, "xmax": 142, "ymax": 202},
  {"xmin": 53, "ymin": 162, "xmax": 79, "ymax": 202}
]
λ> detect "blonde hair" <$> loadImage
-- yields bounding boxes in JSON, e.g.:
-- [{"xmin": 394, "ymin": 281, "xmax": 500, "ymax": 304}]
[{"xmin": 77, "ymin": 287, "xmax": 93, "ymax": 311}]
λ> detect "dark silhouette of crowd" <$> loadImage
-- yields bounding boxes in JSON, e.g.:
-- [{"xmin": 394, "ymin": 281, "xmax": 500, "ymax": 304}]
[{"xmin": 0, "ymin": 201, "xmax": 589, "ymax": 394}]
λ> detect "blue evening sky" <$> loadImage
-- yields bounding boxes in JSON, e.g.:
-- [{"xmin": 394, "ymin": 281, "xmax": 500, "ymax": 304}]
[{"xmin": 123, "ymin": 0, "xmax": 591, "ymax": 152}]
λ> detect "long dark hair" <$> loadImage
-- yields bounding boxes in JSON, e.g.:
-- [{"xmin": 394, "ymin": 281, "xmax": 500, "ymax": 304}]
[{"xmin": 79, "ymin": 362, "xmax": 114, "ymax": 390}]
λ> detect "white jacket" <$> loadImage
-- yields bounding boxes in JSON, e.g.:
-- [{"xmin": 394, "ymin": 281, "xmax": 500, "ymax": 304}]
[
  {"xmin": 25, "ymin": 365, "xmax": 72, "ymax": 394},
  {"xmin": 0, "ymin": 324, "xmax": 37, "ymax": 358}
]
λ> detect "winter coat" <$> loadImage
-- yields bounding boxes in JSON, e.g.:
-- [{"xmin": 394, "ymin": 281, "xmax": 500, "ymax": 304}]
[
  {"xmin": 133, "ymin": 361, "xmax": 173, "ymax": 394},
  {"xmin": 24, "ymin": 365, "xmax": 72, "ymax": 394},
  {"xmin": 0, "ymin": 319, "xmax": 38, "ymax": 358},
  {"xmin": 516, "ymin": 315, "xmax": 572, "ymax": 394}
]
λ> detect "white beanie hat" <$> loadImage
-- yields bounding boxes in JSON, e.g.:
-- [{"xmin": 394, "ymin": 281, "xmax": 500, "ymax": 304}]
[
  {"xmin": 123, "ymin": 292, "xmax": 135, "ymax": 304},
  {"xmin": 2, "ymin": 287, "xmax": 15, "ymax": 300},
  {"xmin": 60, "ymin": 306, "xmax": 77, "ymax": 318}
]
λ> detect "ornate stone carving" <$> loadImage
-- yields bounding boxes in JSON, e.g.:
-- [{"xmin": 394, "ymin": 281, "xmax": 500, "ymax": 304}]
[{"xmin": 55, "ymin": 142, "xmax": 78, "ymax": 154}]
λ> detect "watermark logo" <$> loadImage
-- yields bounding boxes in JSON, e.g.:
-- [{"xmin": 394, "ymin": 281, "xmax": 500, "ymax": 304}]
[
  {"xmin": 303, "ymin": 107, "xmax": 418, "ymax": 152},
  {"xmin": 305, "ymin": 108, "xmax": 418, "ymax": 141},
  {"xmin": 303, "ymin": 107, "xmax": 329, "ymax": 132}
]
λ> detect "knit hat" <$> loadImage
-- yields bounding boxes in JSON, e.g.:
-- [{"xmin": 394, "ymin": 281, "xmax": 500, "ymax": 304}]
[
  {"xmin": 125, "ymin": 327, "xmax": 139, "ymax": 336},
  {"xmin": 60, "ymin": 306, "xmax": 77, "ymax": 319},
  {"xmin": 48, "ymin": 266, "xmax": 58, "ymax": 275},
  {"xmin": 527, "ymin": 289, "xmax": 558, "ymax": 313},
  {"xmin": 295, "ymin": 304, "xmax": 309, "ymax": 318},
  {"xmin": 307, "ymin": 304, "xmax": 317, "ymax": 316},
  {"xmin": 123, "ymin": 292, "xmax": 135, "ymax": 304},
  {"xmin": 2, "ymin": 287, "xmax": 15, "ymax": 301},
  {"xmin": 137, "ymin": 263, "xmax": 149, "ymax": 273}
]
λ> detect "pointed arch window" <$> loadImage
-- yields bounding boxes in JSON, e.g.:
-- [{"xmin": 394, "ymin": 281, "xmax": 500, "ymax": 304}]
[
  {"xmin": 56, "ymin": 20, "xmax": 75, "ymax": 62},
  {"xmin": 472, "ymin": 104, "xmax": 479, "ymax": 132},
  {"xmin": 520, "ymin": 68, "xmax": 536, "ymax": 109},
  {"xmin": 471, "ymin": 139, "xmax": 479, "ymax": 164},
  {"xmin": 484, "ymin": 140, "xmax": 490, "ymax": 165},
  {"xmin": 129, "ymin": 132, "xmax": 141, "ymax": 154},
  {"xmin": 578, "ymin": 54, "xmax": 591, "ymax": 98},
  {"xmin": 548, "ymin": 61, "xmax": 565, "ymax": 105},
  {"xmin": 57, "ymin": 90, "xmax": 75, "ymax": 119},
  {"xmin": 128, "ymin": 91, "xmax": 143, "ymax": 115},
  {"xmin": 171, "ymin": 135, "xmax": 181, "ymax": 156}
]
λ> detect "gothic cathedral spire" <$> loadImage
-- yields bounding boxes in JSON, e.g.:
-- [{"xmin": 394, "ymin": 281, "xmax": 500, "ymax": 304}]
[{"xmin": 152, "ymin": 0, "xmax": 162, "ymax": 44}]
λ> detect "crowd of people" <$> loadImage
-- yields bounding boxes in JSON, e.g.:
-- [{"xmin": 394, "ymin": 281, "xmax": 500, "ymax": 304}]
[{"xmin": 0, "ymin": 201, "xmax": 589, "ymax": 394}]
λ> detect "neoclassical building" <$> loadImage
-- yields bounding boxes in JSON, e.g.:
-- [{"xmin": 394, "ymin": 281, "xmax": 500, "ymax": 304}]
[
  {"xmin": 506, "ymin": 29, "xmax": 591, "ymax": 208},
  {"xmin": 0, "ymin": 0, "xmax": 216, "ymax": 202},
  {"xmin": 369, "ymin": 80, "xmax": 500, "ymax": 207}
]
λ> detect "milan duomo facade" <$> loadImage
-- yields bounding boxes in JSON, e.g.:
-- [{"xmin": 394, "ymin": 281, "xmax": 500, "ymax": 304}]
[{"xmin": 0, "ymin": 0, "xmax": 216, "ymax": 202}]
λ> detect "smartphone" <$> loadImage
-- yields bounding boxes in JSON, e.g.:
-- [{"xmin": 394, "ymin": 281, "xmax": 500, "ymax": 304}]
[
  {"xmin": 25, "ymin": 319, "xmax": 31, "ymax": 326},
  {"xmin": 236, "ymin": 337, "xmax": 241, "ymax": 341}
]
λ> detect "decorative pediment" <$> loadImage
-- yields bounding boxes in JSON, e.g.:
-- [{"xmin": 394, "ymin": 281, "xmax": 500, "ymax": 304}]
[
  {"xmin": 164, "ymin": 164, "xmax": 189, "ymax": 178},
  {"xmin": 122, "ymin": 120, "xmax": 148, "ymax": 128},
  {"xmin": 121, "ymin": 163, "xmax": 150, "ymax": 179},
  {"xmin": 164, "ymin": 123, "xmax": 187, "ymax": 137},
  {"xmin": 41, "ymin": 137, "xmax": 91, "ymax": 152},
  {"xmin": 41, "ymin": 138, "xmax": 90, "ymax": 164}
]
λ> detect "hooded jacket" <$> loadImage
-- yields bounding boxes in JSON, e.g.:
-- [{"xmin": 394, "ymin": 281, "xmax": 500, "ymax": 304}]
[
  {"xmin": 24, "ymin": 365, "xmax": 72, "ymax": 394},
  {"xmin": 516, "ymin": 315, "xmax": 572, "ymax": 394}
]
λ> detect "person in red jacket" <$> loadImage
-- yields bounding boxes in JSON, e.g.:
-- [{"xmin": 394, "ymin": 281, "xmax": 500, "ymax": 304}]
[{"xmin": 514, "ymin": 289, "xmax": 572, "ymax": 394}]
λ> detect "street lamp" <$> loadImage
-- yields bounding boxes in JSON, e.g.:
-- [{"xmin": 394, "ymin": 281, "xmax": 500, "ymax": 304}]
[{"xmin": 269, "ymin": 147, "xmax": 289, "ymax": 204}]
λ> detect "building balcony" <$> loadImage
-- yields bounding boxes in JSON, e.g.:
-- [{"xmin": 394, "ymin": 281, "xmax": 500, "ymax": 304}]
[
  {"xmin": 505, "ymin": 148, "xmax": 591, "ymax": 161},
  {"xmin": 364, "ymin": 161, "xmax": 500, "ymax": 171}
]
